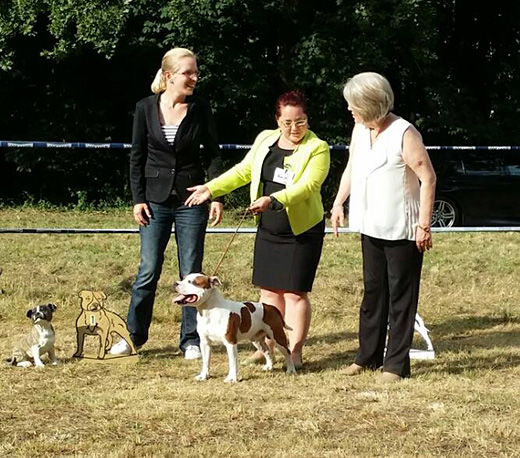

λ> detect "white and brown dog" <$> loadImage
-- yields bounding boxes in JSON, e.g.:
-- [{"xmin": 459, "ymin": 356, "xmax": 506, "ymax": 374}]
[
  {"xmin": 6, "ymin": 303, "xmax": 58, "ymax": 368},
  {"xmin": 174, "ymin": 273, "xmax": 296, "ymax": 382}
]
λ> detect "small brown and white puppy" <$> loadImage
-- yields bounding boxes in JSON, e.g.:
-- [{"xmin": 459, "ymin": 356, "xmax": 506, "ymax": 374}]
[
  {"xmin": 6, "ymin": 304, "xmax": 58, "ymax": 368},
  {"xmin": 174, "ymin": 273, "xmax": 296, "ymax": 382}
]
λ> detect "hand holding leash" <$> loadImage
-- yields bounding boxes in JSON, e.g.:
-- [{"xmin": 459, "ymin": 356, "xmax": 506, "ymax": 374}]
[{"xmin": 249, "ymin": 196, "xmax": 270, "ymax": 215}]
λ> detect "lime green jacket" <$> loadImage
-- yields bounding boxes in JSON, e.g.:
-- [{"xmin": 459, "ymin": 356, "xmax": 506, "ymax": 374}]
[{"xmin": 206, "ymin": 129, "xmax": 330, "ymax": 235}]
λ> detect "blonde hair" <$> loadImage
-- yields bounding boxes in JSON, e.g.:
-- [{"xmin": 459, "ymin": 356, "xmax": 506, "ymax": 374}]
[
  {"xmin": 151, "ymin": 48, "xmax": 196, "ymax": 94},
  {"xmin": 343, "ymin": 72, "xmax": 394, "ymax": 123}
]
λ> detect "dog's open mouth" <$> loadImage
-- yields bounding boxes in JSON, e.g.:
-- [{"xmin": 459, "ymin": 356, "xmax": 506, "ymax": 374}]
[{"xmin": 173, "ymin": 294, "xmax": 199, "ymax": 305}]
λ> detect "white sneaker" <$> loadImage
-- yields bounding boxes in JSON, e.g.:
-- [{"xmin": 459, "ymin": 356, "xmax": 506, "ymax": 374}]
[
  {"xmin": 109, "ymin": 340, "xmax": 137, "ymax": 356},
  {"xmin": 184, "ymin": 345, "xmax": 201, "ymax": 360}
]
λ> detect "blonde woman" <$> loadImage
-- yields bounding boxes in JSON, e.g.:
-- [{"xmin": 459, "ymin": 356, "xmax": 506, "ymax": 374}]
[
  {"xmin": 331, "ymin": 72, "xmax": 436, "ymax": 382},
  {"xmin": 110, "ymin": 48, "xmax": 223, "ymax": 358}
]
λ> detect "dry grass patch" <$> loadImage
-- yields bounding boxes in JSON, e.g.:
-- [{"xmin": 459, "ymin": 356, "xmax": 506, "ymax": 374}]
[{"xmin": 0, "ymin": 209, "xmax": 519, "ymax": 457}]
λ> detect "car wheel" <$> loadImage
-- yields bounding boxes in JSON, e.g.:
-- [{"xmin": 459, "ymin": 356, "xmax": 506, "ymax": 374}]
[{"xmin": 432, "ymin": 197, "xmax": 460, "ymax": 227}]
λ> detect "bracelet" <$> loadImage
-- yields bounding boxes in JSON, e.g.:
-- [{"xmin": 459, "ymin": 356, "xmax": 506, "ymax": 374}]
[{"xmin": 418, "ymin": 224, "xmax": 431, "ymax": 233}]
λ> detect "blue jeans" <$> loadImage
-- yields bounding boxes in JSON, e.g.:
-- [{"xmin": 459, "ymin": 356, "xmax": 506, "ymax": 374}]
[{"xmin": 127, "ymin": 197, "xmax": 208, "ymax": 351}]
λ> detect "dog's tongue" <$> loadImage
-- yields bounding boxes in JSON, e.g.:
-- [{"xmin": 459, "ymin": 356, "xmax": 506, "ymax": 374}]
[
  {"xmin": 173, "ymin": 294, "xmax": 186, "ymax": 304},
  {"xmin": 173, "ymin": 294, "xmax": 198, "ymax": 304}
]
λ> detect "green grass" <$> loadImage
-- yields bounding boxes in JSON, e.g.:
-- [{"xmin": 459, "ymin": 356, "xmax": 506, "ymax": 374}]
[{"xmin": 0, "ymin": 209, "xmax": 519, "ymax": 457}]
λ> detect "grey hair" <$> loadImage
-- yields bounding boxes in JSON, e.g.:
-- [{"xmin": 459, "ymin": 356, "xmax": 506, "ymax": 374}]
[{"xmin": 343, "ymin": 72, "xmax": 394, "ymax": 123}]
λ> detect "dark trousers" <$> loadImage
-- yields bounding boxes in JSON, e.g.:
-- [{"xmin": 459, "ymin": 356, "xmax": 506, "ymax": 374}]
[
  {"xmin": 355, "ymin": 234, "xmax": 423, "ymax": 377},
  {"xmin": 127, "ymin": 198, "xmax": 208, "ymax": 351}
]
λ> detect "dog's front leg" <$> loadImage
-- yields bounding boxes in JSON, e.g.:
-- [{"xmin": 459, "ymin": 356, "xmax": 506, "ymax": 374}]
[
  {"xmin": 195, "ymin": 339, "xmax": 211, "ymax": 381},
  {"xmin": 223, "ymin": 342, "xmax": 239, "ymax": 383},
  {"xmin": 31, "ymin": 346, "xmax": 44, "ymax": 368}
]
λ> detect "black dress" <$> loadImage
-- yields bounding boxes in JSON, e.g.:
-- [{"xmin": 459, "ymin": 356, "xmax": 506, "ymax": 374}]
[{"xmin": 252, "ymin": 144, "xmax": 325, "ymax": 292}]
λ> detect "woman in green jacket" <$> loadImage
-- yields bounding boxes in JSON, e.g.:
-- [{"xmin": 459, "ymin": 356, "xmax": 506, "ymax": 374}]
[{"xmin": 185, "ymin": 91, "xmax": 330, "ymax": 369}]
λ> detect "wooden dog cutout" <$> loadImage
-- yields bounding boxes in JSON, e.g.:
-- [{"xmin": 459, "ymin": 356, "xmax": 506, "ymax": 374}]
[{"xmin": 73, "ymin": 290, "xmax": 136, "ymax": 359}]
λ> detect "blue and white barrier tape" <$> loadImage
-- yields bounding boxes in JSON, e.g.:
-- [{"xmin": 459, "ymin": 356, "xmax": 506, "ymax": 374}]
[
  {"xmin": 2, "ymin": 141, "xmax": 520, "ymax": 151},
  {"xmin": 0, "ymin": 141, "xmax": 131, "ymax": 149}
]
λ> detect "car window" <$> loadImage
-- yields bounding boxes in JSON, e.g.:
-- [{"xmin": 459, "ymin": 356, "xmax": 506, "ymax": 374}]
[
  {"xmin": 462, "ymin": 153, "xmax": 502, "ymax": 176},
  {"xmin": 428, "ymin": 151, "xmax": 463, "ymax": 176},
  {"xmin": 447, "ymin": 158, "xmax": 463, "ymax": 174},
  {"xmin": 503, "ymin": 153, "xmax": 520, "ymax": 176}
]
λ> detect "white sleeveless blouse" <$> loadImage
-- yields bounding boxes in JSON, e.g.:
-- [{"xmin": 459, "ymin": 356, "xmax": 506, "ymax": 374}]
[{"xmin": 348, "ymin": 117, "xmax": 420, "ymax": 241}]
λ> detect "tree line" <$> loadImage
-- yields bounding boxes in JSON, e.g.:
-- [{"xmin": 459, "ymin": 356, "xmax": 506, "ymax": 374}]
[{"xmin": 1, "ymin": 0, "xmax": 519, "ymax": 207}]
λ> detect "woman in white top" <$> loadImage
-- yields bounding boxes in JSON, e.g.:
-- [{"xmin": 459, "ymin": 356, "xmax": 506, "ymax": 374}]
[{"xmin": 331, "ymin": 72, "xmax": 436, "ymax": 382}]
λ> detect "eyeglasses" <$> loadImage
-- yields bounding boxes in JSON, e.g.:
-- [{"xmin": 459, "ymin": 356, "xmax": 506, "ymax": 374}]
[
  {"xmin": 279, "ymin": 119, "xmax": 308, "ymax": 129},
  {"xmin": 177, "ymin": 70, "xmax": 200, "ymax": 79}
]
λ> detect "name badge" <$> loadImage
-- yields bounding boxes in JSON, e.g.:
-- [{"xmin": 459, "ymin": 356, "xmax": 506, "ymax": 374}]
[{"xmin": 272, "ymin": 167, "xmax": 295, "ymax": 186}]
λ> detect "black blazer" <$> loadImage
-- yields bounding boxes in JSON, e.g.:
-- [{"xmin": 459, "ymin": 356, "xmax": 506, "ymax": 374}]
[{"xmin": 130, "ymin": 94, "xmax": 223, "ymax": 204}]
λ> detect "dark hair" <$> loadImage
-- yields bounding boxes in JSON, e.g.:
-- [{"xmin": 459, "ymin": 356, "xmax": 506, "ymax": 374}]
[{"xmin": 275, "ymin": 91, "xmax": 307, "ymax": 118}]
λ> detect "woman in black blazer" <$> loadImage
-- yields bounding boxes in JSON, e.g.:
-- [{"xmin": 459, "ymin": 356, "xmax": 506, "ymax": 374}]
[{"xmin": 110, "ymin": 48, "xmax": 223, "ymax": 358}]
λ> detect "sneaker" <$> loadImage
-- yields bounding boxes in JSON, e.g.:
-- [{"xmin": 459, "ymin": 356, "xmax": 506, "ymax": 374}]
[
  {"xmin": 184, "ymin": 345, "xmax": 201, "ymax": 360},
  {"xmin": 109, "ymin": 340, "xmax": 141, "ymax": 356}
]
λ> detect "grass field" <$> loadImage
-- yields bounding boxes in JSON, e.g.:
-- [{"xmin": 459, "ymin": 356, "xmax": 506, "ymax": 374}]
[{"xmin": 0, "ymin": 208, "xmax": 519, "ymax": 457}]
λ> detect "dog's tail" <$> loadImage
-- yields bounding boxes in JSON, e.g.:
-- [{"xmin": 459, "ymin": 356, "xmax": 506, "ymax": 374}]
[{"xmin": 283, "ymin": 323, "xmax": 293, "ymax": 331}]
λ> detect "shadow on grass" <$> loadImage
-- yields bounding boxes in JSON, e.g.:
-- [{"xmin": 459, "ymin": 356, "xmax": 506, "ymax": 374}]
[
  {"xmin": 304, "ymin": 331, "xmax": 359, "ymax": 372},
  {"xmin": 306, "ymin": 330, "xmax": 358, "ymax": 346},
  {"xmin": 414, "ymin": 351, "xmax": 520, "ymax": 375},
  {"xmin": 432, "ymin": 315, "xmax": 519, "ymax": 351},
  {"xmin": 139, "ymin": 345, "xmax": 182, "ymax": 359},
  {"xmin": 415, "ymin": 314, "xmax": 520, "ymax": 375},
  {"xmin": 301, "ymin": 350, "xmax": 358, "ymax": 373},
  {"xmin": 432, "ymin": 314, "xmax": 518, "ymax": 336}
]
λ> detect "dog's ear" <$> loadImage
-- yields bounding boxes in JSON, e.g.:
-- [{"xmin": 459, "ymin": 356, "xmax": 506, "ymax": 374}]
[
  {"xmin": 26, "ymin": 309, "xmax": 33, "ymax": 318},
  {"xmin": 97, "ymin": 291, "xmax": 107, "ymax": 300},
  {"xmin": 48, "ymin": 303, "xmax": 57, "ymax": 312},
  {"xmin": 79, "ymin": 290, "xmax": 88, "ymax": 299},
  {"xmin": 209, "ymin": 276, "xmax": 222, "ymax": 288}
]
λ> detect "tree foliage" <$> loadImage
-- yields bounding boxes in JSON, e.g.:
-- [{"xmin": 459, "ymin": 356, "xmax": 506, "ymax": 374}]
[{"xmin": 1, "ymin": 0, "xmax": 519, "ymax": 205}]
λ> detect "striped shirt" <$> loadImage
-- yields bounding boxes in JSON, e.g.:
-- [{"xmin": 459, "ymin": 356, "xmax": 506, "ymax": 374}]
[{"xmin": 161, "ymin": 124, "xmax": 179, "ymax": 145}]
